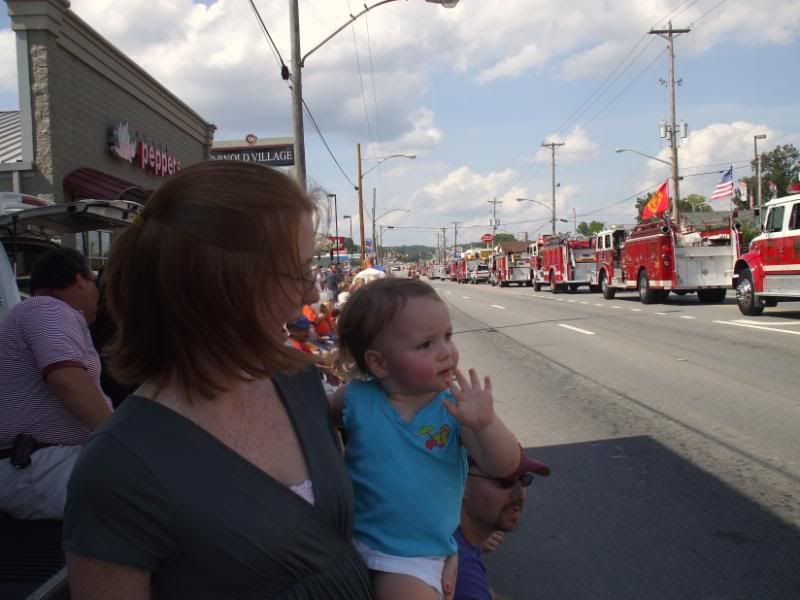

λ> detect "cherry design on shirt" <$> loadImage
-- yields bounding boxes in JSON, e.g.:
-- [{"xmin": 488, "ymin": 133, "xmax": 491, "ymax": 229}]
[{"xmin": 417, "ymin": 424, "xmax": 451, "ymax": 450}]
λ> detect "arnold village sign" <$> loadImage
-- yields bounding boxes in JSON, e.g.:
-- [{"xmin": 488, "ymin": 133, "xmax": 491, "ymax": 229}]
[{"xmin": 210, "ymin": 134, "xmax": 294, "ymax": 168}]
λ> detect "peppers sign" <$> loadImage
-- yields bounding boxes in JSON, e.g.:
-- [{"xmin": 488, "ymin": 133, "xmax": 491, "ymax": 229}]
[
  {"xmin": 480, "ymin": 233, "xmax": 495, "ymax": 243},
  {"xmin": 109, "ymin": 121, "xmax": 182, "ymax": 177}
]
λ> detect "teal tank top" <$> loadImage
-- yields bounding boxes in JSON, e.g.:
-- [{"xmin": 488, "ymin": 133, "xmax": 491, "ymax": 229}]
[{"xmin": 343, "ymin": 380, "xmax": 467, "ymax": 557}]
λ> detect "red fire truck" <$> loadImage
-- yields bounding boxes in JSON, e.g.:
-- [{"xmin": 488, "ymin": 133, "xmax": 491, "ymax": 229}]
[
  {"xmin": 734, "ymin": 193, "xmax": 800, "ymax": 315},
  {"xmin": 451, "ymin": 257, "xmax": 467, "ymax": 283},
  {"xmin": 528, "ymin": 236, "xmax": 550, "ymax": 291},
  {"xmin": 598, "ymin": 214, "xmax": 741, "ymax": 303},
  {"xmin": 490, "ymin": 241, "xmax": 532, "ymax": 287},
  {"xmin": 539, "ymin": 235, "xmax": 596, "ymax": 293}
]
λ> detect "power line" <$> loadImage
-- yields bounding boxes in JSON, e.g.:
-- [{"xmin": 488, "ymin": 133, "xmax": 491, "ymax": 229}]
[
  {"xmin": 346, "ymin": 0, "xmax": 376, "ymax": 149},
  {"xmin": 302, "ymin": 98, "xmax": 358, "ymax": 189},
  {"xmin": 364, "ymin": 11, "xmax": 384, "ymax": 159},
  {"xmin": 691, "ymin": 0, "xmax": 730, "ymax": 28},
  {"xmin": 248, "ymin": 0, "xmax": 286, "ymax": 70}
]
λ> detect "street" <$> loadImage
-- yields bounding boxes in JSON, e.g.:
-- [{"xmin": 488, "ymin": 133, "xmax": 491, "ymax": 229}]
[{"xmin": 428, "ymin": 277, "xmax": 800, "ymax": 599}]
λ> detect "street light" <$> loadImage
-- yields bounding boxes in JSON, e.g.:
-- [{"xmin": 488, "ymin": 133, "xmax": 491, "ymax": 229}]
[
  {"xmin": 373, "ymin": 208, "xmax": 409, "ymax": 264},
  {"xmin": 342, "ymin": 215, "xmax": 353, "ymax": 252},
  {"xmin": 287, "ymin": 0, "xmax": 458, "ymax": 190},
  {"xmin": 378, "ymin": 225, "xmax": 396, "ymax": 265},
  {"xmin": 754, "ymin": 134, "xmax": 767, "ymax": 221},
  {"xmin": 615, "ymin": 147, "xmax": 680, "ymax": 218},
  {"xmin": 326, "ymin": 193, "xmax": 338, "ymax": 261},
  {"xmin": 357, "ymin": 150, "xmax": 415, "ymax": 264},
  {"xmin": 516, "ymin": 198, "xmax": 568, "ymax": 235}
]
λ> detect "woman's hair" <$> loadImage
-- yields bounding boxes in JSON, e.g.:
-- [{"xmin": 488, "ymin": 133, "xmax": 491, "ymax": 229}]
[
  {"xmin": 336, "ymin": 278, "xmax": 442, "ymax": 376},
  {"xmin": 104, "ymin": 160, "xmax": 316, "ymax": 400}
]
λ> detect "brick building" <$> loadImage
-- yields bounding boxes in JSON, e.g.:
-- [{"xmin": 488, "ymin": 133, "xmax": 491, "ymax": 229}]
[{"xmin": 0, "ymin": 0, "xmax": 216, "ymax": 203}]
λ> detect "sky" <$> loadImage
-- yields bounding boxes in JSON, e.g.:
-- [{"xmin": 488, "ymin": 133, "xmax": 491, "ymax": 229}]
[{"xmin": 1, "ymin": 0, "xmax": 799, "ymax": 247}]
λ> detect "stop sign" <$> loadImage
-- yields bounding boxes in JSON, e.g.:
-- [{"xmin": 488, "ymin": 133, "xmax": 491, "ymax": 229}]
[{"xmin": 480, "ymin": 233, "xmax": 494, "ymax": 243}]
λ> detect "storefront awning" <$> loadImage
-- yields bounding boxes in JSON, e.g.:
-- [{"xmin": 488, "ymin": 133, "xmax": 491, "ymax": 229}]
[{"xmin": 63, "ymin": 167, "xmax": 150, "ymax": 203}]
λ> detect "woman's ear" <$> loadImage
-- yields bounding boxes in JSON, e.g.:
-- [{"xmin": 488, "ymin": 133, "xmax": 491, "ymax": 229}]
[{"xmin": 364, "ymin": 349, "xmax": 388, "ymax": 378}]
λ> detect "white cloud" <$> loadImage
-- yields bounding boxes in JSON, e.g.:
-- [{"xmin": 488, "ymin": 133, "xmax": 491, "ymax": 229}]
[
  {"xmin": 477, "ymin": 43, "xmax": 550, "ymax": 84},
  {"xmin": 535, "ymin": 127, "xmax": 599, "ymax": 165}
]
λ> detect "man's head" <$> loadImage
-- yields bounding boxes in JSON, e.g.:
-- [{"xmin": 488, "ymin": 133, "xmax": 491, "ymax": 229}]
[
  {"xmin": 461, "ymin": 450, "xmax": 550, "ymax": 538},
  {"xmin": 29, "ymin": 247, "xmax": 99, "ymax": 323},
  {"xmin": 363, "ymin": 255, "xmax": 375, "ymax": 268}
]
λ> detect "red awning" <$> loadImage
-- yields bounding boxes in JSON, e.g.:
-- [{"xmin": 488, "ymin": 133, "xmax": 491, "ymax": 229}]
[{"xmin": 63, "ymin": 167, "xmax": 150, "ymax": 203}]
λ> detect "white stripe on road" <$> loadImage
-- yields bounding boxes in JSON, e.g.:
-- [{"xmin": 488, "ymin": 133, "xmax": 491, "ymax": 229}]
[
  {"xmin": 655, "ymin": 312, "xmax": 668, "ymax": 315},
  {"xmin": 612, "ymin": 306, "xmax": 622, "ymax": 309},
  {"xmin": 581, "ymin": 301, "xmax": 589, "ymax": 305},
  {"xmin": 594, "ymin": 303, "xmax": 604, "ymax": 307},
  {"xmin": 461, "ymin": 296, "xmax": 471, "ymax": 299},
  {"xmin": 491, "ymin": 304, "xmax": 506, "ymax": 310},
  {"xmin": 567, "ymin": 300, "xmax": 575, "ymax": 303},
  {"xmin": 714, "ymin": 320, "xmax": 800, "ymax": 336},
  {"xmin": 680, "ymin": 315, "xmax": 696, "ymax": 320},
  {"xmin": 558, "ymin": 324, "xmax": 596, "ymax": 335},
  {"xmin": 631, "ymin": 308, "xmax": 643, "ymax": 312},
  {"xmin": 735, "ymin": 319, "xmax": 800, "ymax": 326}
]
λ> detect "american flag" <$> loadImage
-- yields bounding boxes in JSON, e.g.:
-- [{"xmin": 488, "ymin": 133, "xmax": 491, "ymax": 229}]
[{"xmin": 710, "ymin": 167, "xmax": 734, "ymax": 201}]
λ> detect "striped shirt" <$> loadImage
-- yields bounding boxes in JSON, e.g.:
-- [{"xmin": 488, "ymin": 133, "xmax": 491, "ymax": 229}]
[{"xmin": 0, "ymin": 296, "xmax": 110, "ymax": 447}]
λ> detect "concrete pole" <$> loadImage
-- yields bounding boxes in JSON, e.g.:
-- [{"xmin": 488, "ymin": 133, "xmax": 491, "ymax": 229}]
[{"xmin": 289, "ymin": 0, "xmax": 306, "ymax": 190}]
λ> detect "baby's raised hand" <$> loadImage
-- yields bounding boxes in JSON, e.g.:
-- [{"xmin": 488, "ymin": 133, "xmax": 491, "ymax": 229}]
[{"xmin": 443, "ymin": 368, "xmax": 495, "ymax": 431}]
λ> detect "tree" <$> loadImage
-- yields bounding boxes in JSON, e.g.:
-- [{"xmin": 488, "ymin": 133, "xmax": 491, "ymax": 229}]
[
  {"xmin": 493, "ymin": 233, "xmax": 517, "ymax": 243},
  {"xmin": 679, "ymin": 194, "xmax": 712, "ymax": 214},
  {"xmin": 576, "ymin": 220, "xmax": 606, "ymax": 236},
  {"xmin": 738, "ymin": 143, "xmax": 800, "ymax": 206}
]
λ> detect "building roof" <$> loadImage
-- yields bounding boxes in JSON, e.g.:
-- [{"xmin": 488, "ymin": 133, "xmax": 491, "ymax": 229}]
[
  {"xmin": 0, "ymin": 111, "xmax": 22, "ymax": 164},
  {"xmin": 496, "ymin": 240, "xmax": 530, "ymax": 253}
]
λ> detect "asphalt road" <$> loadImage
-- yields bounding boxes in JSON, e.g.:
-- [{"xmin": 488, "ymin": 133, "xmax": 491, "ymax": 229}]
[{"xmin": 425, "ymin": 276, "xmax": 800, "ymax": 600}]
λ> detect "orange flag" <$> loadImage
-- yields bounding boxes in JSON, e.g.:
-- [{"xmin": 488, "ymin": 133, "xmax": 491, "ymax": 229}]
[{"xmin": 642, "ymin": 180, "xmax": 670, "ymax": 219}]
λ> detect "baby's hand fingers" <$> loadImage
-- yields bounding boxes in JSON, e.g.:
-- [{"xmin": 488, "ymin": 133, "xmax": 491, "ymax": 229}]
[
  {"xmin": 442, "ymin": 397, "xmax": 458, "ymax": 418},
  {"xmin": 484, "ymin": 375, "xmax": 492, "ymax": 395},
  {"xmin": 453, "ymin": 368, "xmax": 469, "ymax": 392}
]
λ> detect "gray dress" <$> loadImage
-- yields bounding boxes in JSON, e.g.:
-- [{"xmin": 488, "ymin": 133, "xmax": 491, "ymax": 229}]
[{"xmin": 63, "ymin": 367, "xmax": 374, "ymax": 599}]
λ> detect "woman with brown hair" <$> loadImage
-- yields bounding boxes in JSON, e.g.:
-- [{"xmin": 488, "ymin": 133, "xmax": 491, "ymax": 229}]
[{"xmin": 62, "ymin": 161, "xmax": 374, "ymax": 599}]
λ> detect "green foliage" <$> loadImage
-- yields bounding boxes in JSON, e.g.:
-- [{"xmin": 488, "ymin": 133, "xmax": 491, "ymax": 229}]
[
  {"xmin": 493, "ymin": 233, "xmax": 517, "ymax": 243},
  {"xmin": 680, "ymin": 194, "xmax": 712, "ymax": 214},
  {"xmin": 576, "ymin": 220, "xmax": 606, "ymax": 236},
  {"xmin": 383, "ymin": 245, "xmax": 435, "ymax": 262},
  {"xmin": 738, "ymin": 143, "xmax": 800, "ymax": 207}
]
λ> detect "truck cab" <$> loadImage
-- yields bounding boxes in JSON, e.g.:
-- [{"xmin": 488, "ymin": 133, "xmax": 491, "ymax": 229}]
[
  {"xmin": 734, "ymin": 193, "xmax": 800, "ymax": 315},
  {"xmin": 592, "ymin": 227, "xmax": 629, "ymax": 299}
]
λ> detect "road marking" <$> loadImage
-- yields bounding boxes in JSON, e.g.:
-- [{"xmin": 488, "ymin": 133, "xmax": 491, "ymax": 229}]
[
  {"xmin": 567, "ymin": 300, "xmax": 576, "ymax": 303},
  {"xmin": 461, "ymin": 296, "xmax": 471, "ymax": 299},
  {"xmin": 680, "ymin": 315, "xmax": 696, "ymax": 320},
  {"xmin": 491, "ymin": 304, "xmax": 506, "ymax": 310},
  {"xmin": 581, "ymin": 301, "xmax": 589, "ymax": 305},
  {"xmin": 445, "ymin": 291, "xmax": 451, "ymax": 295},
  {"xmin": 594, "ymin": 303, "xmax": 604, "ymax": 307},
  {"xmin": 734, "ymin": 319, "xmax": 800, "ymax": 326},
  {"xmin": 631, "ymin": 308, "xmax": 643, "ymax": 312},
  {"xmin": 713, "ymin": 320, "xmax": 800, "ymax": 336},
  {"xmin": 655, "ymin": 312, "xmax": 667, "ymax": 315},
  {"xmin": 558, "ymin": 324, "xmax": 596, "ymax": 335},
  {"xmin": 612, "ymin": 306, "xmax": 622, "ymax": 309},
  {"xmin": 557, "ymin": 298, "xmax": 565, "ymax": 302}
]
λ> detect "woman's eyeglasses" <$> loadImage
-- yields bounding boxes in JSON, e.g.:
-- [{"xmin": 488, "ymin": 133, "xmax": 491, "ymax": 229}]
[{"xmin": 468, "ymin": 472, "xmax": 534, "ymax": 489}]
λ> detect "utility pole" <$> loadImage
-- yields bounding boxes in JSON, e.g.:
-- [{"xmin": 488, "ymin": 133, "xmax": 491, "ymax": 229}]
[
  {"xmin": 487, "ymin": 198, "xmax": 502, "ymax": 246},
  {"xmin": 441, "ymin": 227, "xmax": 447, "ymax": 264},
  {"xmin": 754, "ymin": 134, "xmax": 767, "ymax": 220},
  {"xmin": 451, "ymin": 221, "xmax": 461, "ymax": 259},
  {"xmin": 288, "ymin": 0, "xmax": 306, "ymax": 190},
  {"xmin": 542, "ymin": 142, "xmax": 565, "ymax": 235},
  {"xmin": 573, "ymin": 207, "xmax": 577, "ymax": 233},
  {"xmin": 650, "ymin": 21, "xmax": 690, "ymax": 223},
  {"xmin": 436, "ymin": 231, "xmax": 440, "ymax": 263},
  {"xmin": 356, "ymin": 143, "xmax": 365, "ymax": 263},
  {"xmin": 372, "ymin": 189, "xmax": 377, "ymax": 263}
]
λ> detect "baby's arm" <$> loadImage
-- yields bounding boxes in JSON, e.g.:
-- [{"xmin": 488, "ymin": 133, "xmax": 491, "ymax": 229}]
[{"xmin": 443, "ymin": 368, "xmax": 519, "ymax": 478}]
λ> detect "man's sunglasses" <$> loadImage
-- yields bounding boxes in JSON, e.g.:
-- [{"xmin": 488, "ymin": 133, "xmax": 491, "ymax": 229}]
[{"xmin": 468, "ymin": 472, "xmax": 534, "ymax": 489}]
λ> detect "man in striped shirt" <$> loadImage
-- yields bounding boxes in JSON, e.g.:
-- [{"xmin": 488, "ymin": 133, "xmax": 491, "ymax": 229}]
[{"xmin": 0, "ymin": 248, "xmax": 112, "ymax": 520}]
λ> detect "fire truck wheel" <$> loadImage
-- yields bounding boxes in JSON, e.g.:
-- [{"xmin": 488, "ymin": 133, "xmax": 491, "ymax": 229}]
[
  {"xmin": 500, "ymin": 281, "xmax": 508, "ymax": 287},
  {"xmin": 637, "ymin": 270, "xmax": 658, "ymax": 304},
  {"xmin": 534, "ymin": 282, "xmax": 542, "ymax": 292},
  {"xmin": 600, "ymin": 273, "xmax": 615, "ymax": 299},
  {"xmin": 549, "ymin": 272, "xmax": 560, "ymax": 294},
  {"xmin": 735, "ymin": 268, "xmax": 764, "ymax": 316}
]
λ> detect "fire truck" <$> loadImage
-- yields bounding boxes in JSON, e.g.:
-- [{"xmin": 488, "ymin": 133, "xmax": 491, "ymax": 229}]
[
  {"xmin": 733, "ymin": 193, "xmax": 800, "ymax": 315},
  {"xmin": 539, "ymin": 234, "xmax": 596, "ymax": 293},
  {"xmin": 598, "ymin": 214, "xmax": 741, "ymax": 303},
  {"xmin": 528, "ymin": 236, "xmax": 550, "ymax": 291},
  {"xmin": 489, "ymin": 241, "xmax": 532, "ymax": 287}
]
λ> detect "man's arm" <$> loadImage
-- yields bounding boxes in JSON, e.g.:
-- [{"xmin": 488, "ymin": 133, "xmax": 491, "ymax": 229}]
[{"xmin": 46, "ymin": 367, "xmax": 112, "ymax": 430}]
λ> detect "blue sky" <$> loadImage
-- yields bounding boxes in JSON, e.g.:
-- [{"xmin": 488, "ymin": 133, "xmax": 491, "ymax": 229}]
[{"xmin": 2, "ymin": 0, "xmax": 798, "ymax": 246}]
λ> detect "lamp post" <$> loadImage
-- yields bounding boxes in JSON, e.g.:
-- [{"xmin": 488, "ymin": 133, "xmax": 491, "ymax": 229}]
[
  {"xmin": 379, "ymin": 225, "xmax": 396, "ymax": 265},
  {"xmin": 326, "ymin": 193, "xmax": 339, "ymax": 261},
  {"xmin": 357, "ymin": 150, "xmax": 415, "ymax": 263},
  {"xmin": 516, "ymin": 197, "xmax": 568, "ymax": 235},
  {"xmin": 287, "ymin": 0, "xmax": 458, "ymax": 191},
  {"xmin": 615, "ymin": 147, "xmax": 679, "ymax": 218},
  {"xmin": 754, "ymin": 134, "xmax": 767, "ymax": 221}
]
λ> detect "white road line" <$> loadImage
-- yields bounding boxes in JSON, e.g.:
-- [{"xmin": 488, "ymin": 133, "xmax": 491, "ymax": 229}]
[
  {"xmin": 655, "ymin": 312, "xmax": 668, "ymax": 315},
  {"xmin": 557, "ymin": 299, "xmax": 565, "ymax": 302},
  {"xmin": 558, "ymin": 324, "xmax": 596, "ymax": 335},
  {"xmin": 581, "ymin": 301, "xmax": 589, "ymax": 305},
  {"xmin": 594, "ymin": 303, "xmax": 604, "ymax": 307},
  {"xmin": 461, "ymin": 296, "xmax": 471, "ymax": 299},
  {"xmin": 631, "ymin": 308, "xmax": 643, "ymax": 312},
  {"xmin": 567, "ymin": 300, "xmax": 575, "ymax": 303},
  {"xmin": 612, "ymin": 306, "xmax": 622, "ymax": 309},
  {"xmin": 680, "ymin": 315, "xmax": 696, "ymax": 320},
  {"xmin": 735, "ymin": 319, "xmax": 800, "ymax": 326},
  {"xmin": 445, "ymin": 291, "xmax": 451, "ymax": 295},
  {"xmin": 491, "ymin": 304, "xmax": 506, "ymax": 310},
  {"xmin": 714, "ymin": 320, "xmax": 800, "ymax": 336}
]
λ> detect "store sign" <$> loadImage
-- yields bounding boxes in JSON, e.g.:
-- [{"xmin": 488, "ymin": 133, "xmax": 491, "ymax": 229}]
[
  {"xmin": 480, "ymin": 233, "xmax": 495, "ymax": 243},
  {"xmin": 108, "ymin": 121, "xmax": 182, "ymax": 177},
  {"xmin": 210, "ymin": 144, "xmax": 294, "ymax": 167},
  {"xmin": 327, "ymin": 236, "xmax": 345, "ymax": 252}
]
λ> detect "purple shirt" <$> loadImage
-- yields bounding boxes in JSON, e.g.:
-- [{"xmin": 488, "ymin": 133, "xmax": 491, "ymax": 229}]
[
  {"xmin": 454, "ymin": 527, "xmax": 491, "ymax": 600},
  {"xmin": 0, "ymin": 296, "xmax": 110, "ymax": 447}
]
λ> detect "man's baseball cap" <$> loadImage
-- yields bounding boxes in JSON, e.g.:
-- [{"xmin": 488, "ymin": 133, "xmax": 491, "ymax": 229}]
[
  {"xmin": 468, "ymin": 447, "xmax": 551, "ymax": 478},
  {"xmin": 286, "ymin": 316, "xmax": 312, "ymax": 330}
]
